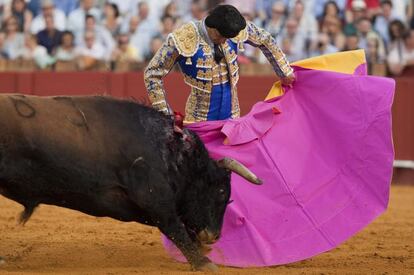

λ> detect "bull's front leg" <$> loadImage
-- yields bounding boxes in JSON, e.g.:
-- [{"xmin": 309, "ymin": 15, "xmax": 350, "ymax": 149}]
[{"xmin": 157, "ymin": 217, "xmax": 218, "ymax": 272}]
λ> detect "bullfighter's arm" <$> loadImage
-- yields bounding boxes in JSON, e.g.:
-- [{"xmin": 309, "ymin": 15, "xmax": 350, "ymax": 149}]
[
  {"xmin": 243, "ymin": 22, "xmax": 294, "ymax": 82},
  {"xmin": 144, "ymin": 36, "xmax": 180, "ymax": 115}
]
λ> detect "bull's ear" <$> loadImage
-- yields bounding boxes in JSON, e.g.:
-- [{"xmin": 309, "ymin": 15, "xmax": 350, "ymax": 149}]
[{"xmin": 216, "ymin": 158, "xmax": 263, "ymax": 185}]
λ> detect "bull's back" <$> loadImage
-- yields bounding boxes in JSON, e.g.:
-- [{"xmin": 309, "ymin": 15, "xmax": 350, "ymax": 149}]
[{"xmin": 0, "ymin": 94, "xmax": 173, "ymax": 220}]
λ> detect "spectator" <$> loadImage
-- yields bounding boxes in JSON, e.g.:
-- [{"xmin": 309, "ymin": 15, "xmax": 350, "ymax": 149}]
[
  {"xmin": 345, "ymin": 0, "xmax": 380, "ymax": 21},
  {"xmin": 356, "ymin": 17, "xmax": 385, "ymax": 61},
  {"xmin": 387, "ymin": 29, "xmax": 414, "ymax": 75},
  {"xmin": 310, "ymin": 32, "xmax": 338, "ymax": 57},
  {"xmin": 3, "ymin": 0, "xmax": 33, "ymax": 33},
  {"xmin": 292, "ymin": 0, "xmax": 319, "ymax": 54},
  {"xmin": 124, "ymin": 15, "xmax": 139, "ymax": 37},
  {"xmin": 30, "ymin": 0, "xmax": 66, "ymax": 34},
  {"xmin": 102, "ymin": 2, "xmax": 121, "ymax": 37},
  {"xmin": 158, "ymin": 15, "xmax": 176, "ymax": 40},
  {"xmin": 314, "ymin": 0, "xmax": 346, "ymax": 19},
  {"xmin": 18, "ymin": 33, "xmax": 55, "ymax": 68},
  {"xmin": 321, "ymin": 15, "xmax": 346, "ymax": 51},
  {"xmin": 366, "ymin": 35, "xmax": 383, "ymax": 66},
  {"xmin": 54, "ymin": 30, "xmax": 78, "ymax": 61},
  {"xmin": 374, "ymin": 0, "xmax": 399, "ymax": 48},
  {"xmin": 388, "ymin": 19, "xmax": 406, "ymax": 52},
  {"xmin": 67, "ymin": 0, "xmax": 101, "ymax": 35},
  {"xmin": 2, "ymin": 16, "xmax": 24, "ymax": 59},
  {"xmin": 75, "ymin": 30, "xmax": 106, "ymax": 69},
  {"xmin": 345, "ymin": 0, "xmax": 368, "ymax": 24},
  {"xmin": 182, "ymin": 0, "xmax": 208, "ymax": 22},
  {"xmin": 318, "ymin": 0, "xmax": 342, "ymax": 24},
  {"xmin": 278, "ymin": 17, "xmax": 306, "ymax": 61},
  {"xmin": 264, "ymin": 1, "xmax": 287, "ymax": 38},
  {"xmin": 129, "ymin": 1, "xmax": 158, "ymax": 58},
  {"xmin": 344, "ymin": 32, "xmax": 360, "ymax": 50},
  {"xmin": 76, "ymin": 14, "xmax": 115, "ymax": 60},
  {"xmin": 162, "ymin": 1, "xmax": 182, "ymax": 27},
  {"xmin": 36, "ymin": 13, "xmax": 62, "ymax": 54},
  {"xmin": 111, "ymin": 33, "xmax": 142, "ymax": 63},
  {"xmin": 163, "ymin": 1, "xmax": 179, "ymax": 18},
  {"xmin": 145, "ymin": 34, "xmax": 163, "ymax": 62}
]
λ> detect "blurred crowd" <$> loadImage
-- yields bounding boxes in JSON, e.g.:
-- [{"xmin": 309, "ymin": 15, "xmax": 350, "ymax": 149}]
[{"xmin": 0, "ymin": 0, "xmax": 413, "ymax": 75}]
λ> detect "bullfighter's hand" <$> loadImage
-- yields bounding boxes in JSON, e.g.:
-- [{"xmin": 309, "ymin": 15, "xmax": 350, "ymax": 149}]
[{"xmin": 281, "ymin": 73, "xmax": 296, "ymax": 87}]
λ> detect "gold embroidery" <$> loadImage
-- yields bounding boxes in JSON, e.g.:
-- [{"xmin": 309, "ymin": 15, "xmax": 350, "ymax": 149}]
[
  {"xmin": 231, "ymin": 86, "xmax": 241, "ymax": 118},
  {"xmin": 196, "ymin": 69, "xmax": 213, "ymax": 81},
  {"xmin": 184, "ymin": 88, "xmax": 212, "ymax": 122},
  {"xmin": 170, "ymin": 22, "xmax": 200, "ymax": 57},
  {"xmin": 183, "ymin": 74, "xmax": 212, "ymax": 92},
  {"xmin": 196, "ymin": 57, "xmax": 214, "ymax": 68},
  {"xmin": 230, "ymin": 27, "xmax": 248, "ymax": 44}
]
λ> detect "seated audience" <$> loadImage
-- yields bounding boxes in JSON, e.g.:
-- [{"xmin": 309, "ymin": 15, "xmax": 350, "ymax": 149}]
[
  {"xmin": 2, "ymin": 16, "xmax": 25, "ymax": 59},
  {"xmin": 18, "ymin": 33, "xmax": 55, "ymax": 68},
  {"xmin": 387, "ymin": 29, "xmax": 414, "ymax": 75},
  {"xmin": 3, "ymin": 0, "xmax": 33, "ymax": 33},
  {"xmin": 111, "ymin": 33, "xmax": 142, "ymax": 63},
  {"xmin": 54, "ymin": 30, "xmax": 78, "ymax": 61},
  {"xmin": 30, "ymin": 0, "xmax": 66, "ymax": 34},
  {"xmin": 36, "ymin": 13, "xmax": 62, "ymax": 54},
  {"xmin": 75, "ymin": 30, "xmax": 106, "ymax": 70}
]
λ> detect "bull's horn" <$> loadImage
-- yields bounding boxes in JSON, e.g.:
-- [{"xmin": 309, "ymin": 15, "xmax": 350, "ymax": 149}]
[{"xmin": 217, "ymin": 158, "xmax": 263, "ymax": 185}]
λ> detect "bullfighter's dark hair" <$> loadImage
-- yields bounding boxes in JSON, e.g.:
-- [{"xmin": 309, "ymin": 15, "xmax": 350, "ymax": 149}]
[{"xmin": 205, "ymin": 5, "xmax": 246, "ymax": 38}]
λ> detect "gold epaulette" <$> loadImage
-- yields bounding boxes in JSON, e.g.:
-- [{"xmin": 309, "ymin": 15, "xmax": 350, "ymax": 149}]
[
  {"xmin": 230, "ymin": 25, "xmax": 248, "ymax": 44},
  {"xmin": 170, "ymin": 22, "xmax": 200, "ymax": 57},
  {"xmin": 230, "ymin": 24, "xmax": 248, "ymax": 52}
]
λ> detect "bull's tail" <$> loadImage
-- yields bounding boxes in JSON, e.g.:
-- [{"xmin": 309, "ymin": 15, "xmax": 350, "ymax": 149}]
[{"xmin": 18, "ymin": 204, "xmax": 37, "ymax": 225}]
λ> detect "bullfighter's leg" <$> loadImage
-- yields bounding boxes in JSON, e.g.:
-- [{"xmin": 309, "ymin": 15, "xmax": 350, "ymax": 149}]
[{"xmin": 157, "ymin": 216, "xmax": 218, "ymax": 272}]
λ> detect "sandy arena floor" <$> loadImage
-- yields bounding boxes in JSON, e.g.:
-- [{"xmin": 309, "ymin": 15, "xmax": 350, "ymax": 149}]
[{"xmin": 0, "ymin": 185, "xmax": 413, "ymax": 274}]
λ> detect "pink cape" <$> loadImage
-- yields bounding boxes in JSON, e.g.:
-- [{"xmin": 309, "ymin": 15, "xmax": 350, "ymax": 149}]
[{"xmin": 163, "ymin": 63, "xmax": 395, "ymax": 267}]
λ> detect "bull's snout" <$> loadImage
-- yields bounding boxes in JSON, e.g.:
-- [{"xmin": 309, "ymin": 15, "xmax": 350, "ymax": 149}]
[{"xmin": 197, "ymin": 229, "xmax": 219, "ymax": 245}]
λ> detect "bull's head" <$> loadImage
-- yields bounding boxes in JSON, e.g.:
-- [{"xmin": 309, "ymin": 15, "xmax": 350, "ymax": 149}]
[{"xmin": 180, "ymin": 156, "xmax": 262, "ymax": 248}]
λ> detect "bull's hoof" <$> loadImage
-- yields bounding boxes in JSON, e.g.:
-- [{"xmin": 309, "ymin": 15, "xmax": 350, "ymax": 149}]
[
  {"xmin": 197, "ymin": 262, "xmax": 218, "ymax": 272},
  {"xmin": 0, "ymin": 257, "xmax": 5, "ymax": 265}
]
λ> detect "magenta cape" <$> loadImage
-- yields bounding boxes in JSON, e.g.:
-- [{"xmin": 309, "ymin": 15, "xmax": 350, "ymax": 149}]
[{"xmin": 163, "ymin": 59, "xmax": 395, "ymax": 267}]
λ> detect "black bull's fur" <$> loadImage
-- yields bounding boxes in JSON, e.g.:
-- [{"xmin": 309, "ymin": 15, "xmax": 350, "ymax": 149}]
[{"xmin": 0, "ymin": 94, "xmax": 234, "ymax": 270}]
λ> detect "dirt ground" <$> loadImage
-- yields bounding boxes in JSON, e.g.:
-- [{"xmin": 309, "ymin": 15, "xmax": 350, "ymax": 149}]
[{"xmin": 0, "ymin": 185, "xmax": 413, "ymax": 275}]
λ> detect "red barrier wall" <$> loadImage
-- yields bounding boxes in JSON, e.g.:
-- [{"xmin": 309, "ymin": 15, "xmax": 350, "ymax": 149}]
[{"xmin": 0, "ymin": 72, "xmax": 411, "ymax": 161}]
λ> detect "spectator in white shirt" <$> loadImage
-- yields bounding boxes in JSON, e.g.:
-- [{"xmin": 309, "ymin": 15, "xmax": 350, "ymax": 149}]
[
  {"xmin": 55, "ymin": 30, "xmax": 78, "ymax": 61},
  {"xmin": 30, "ymin": 0, "xmax": 66, "ymax": 34},
  {"xmin": 18, "ymin": 33, "xmax": 55, "ymax": 68},
  {"xmin": 76, "ymin": 14, "xmax": 115, "ymax": 60},
  {"xmin": 374, "ymin": 0, "xmax": 400, "ymax": 48},
  {"xmin": 277, "ymin": 17, "xmax": 307, "ymax": 62},
  {"xmin": 67, "ymin": 0, "xmax": 101, "ymax": 35},
  {"xmin": 387, "ymin": 29, "xmax": 414, "ymax": 75},
  {"xmin": 2, "ymin": 15, "xmax": 25, "ymax": 59},
  {"xmin": 264, "ymin": 1, "xmax": 287, "ymax": 38},
  {"xmin": 75, "ymin": 30, "xmax": 106, "ymax": 69},
  {"xmin": 129, "ymin": 1, "xmax": 158, "ymax": 58}
]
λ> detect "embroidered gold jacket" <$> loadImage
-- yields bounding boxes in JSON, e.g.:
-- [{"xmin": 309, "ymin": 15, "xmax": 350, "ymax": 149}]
[{"xmin": 144, "ymin": 21, "xmax": 293, "ymax": 123}]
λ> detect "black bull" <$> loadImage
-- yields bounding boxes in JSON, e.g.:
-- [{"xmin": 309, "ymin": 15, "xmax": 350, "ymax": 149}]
[{"xmin": 0, "ymin": 94, "xmax": 262, "ymax": 271}]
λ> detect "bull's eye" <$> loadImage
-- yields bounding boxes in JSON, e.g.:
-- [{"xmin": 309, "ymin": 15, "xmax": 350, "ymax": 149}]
[{"xmin": 219, "ymin": 189, "xmax": 225, "ymax": 194}]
